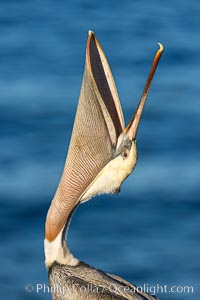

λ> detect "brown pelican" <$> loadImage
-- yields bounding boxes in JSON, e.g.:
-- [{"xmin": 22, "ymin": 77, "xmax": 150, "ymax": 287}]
[{"xmin": 45, "ymin": 31, "xmax": 164, "ymax": 300}]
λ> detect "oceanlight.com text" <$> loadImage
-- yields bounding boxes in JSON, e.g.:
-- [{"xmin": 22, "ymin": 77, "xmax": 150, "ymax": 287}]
[{"xmin": 25, "ymin": 282, "xmax": 194, "ymax": 295}]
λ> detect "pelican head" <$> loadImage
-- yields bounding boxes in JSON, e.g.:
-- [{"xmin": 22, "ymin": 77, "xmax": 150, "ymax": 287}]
[{"xmin": 44, "ymin": 31, "xmax": 164, "ymax": 267}]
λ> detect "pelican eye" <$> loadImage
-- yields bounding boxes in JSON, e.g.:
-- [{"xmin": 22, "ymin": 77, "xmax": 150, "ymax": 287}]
[{"xmin": 122, "ymin": 148, "xmax": 130, "ymax": 159}]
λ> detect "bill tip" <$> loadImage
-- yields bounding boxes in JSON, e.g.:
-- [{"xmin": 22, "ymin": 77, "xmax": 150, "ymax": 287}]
[
  {"xmin": 88, "ymin": 30, "xmax": 94, "ymax": 36},
  {"xmin": 157, "ymin": 42, "xmax": 164, "ymax": 52}
]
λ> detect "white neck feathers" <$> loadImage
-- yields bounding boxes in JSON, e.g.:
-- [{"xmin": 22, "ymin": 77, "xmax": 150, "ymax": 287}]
[{"xmin": 44, "ymin": 228, "xmax": 79, "ymax": 268}]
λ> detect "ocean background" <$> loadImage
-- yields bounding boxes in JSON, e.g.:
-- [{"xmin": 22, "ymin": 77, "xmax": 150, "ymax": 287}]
[{"xmin": 0, "ymin": 0, "xmax": 199, "ymax": 299}]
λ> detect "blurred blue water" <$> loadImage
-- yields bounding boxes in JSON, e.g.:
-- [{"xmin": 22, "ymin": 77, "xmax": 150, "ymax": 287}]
[{"xmin": 0, "ymin": 0, "xmax": 200, "ymax": 299}]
